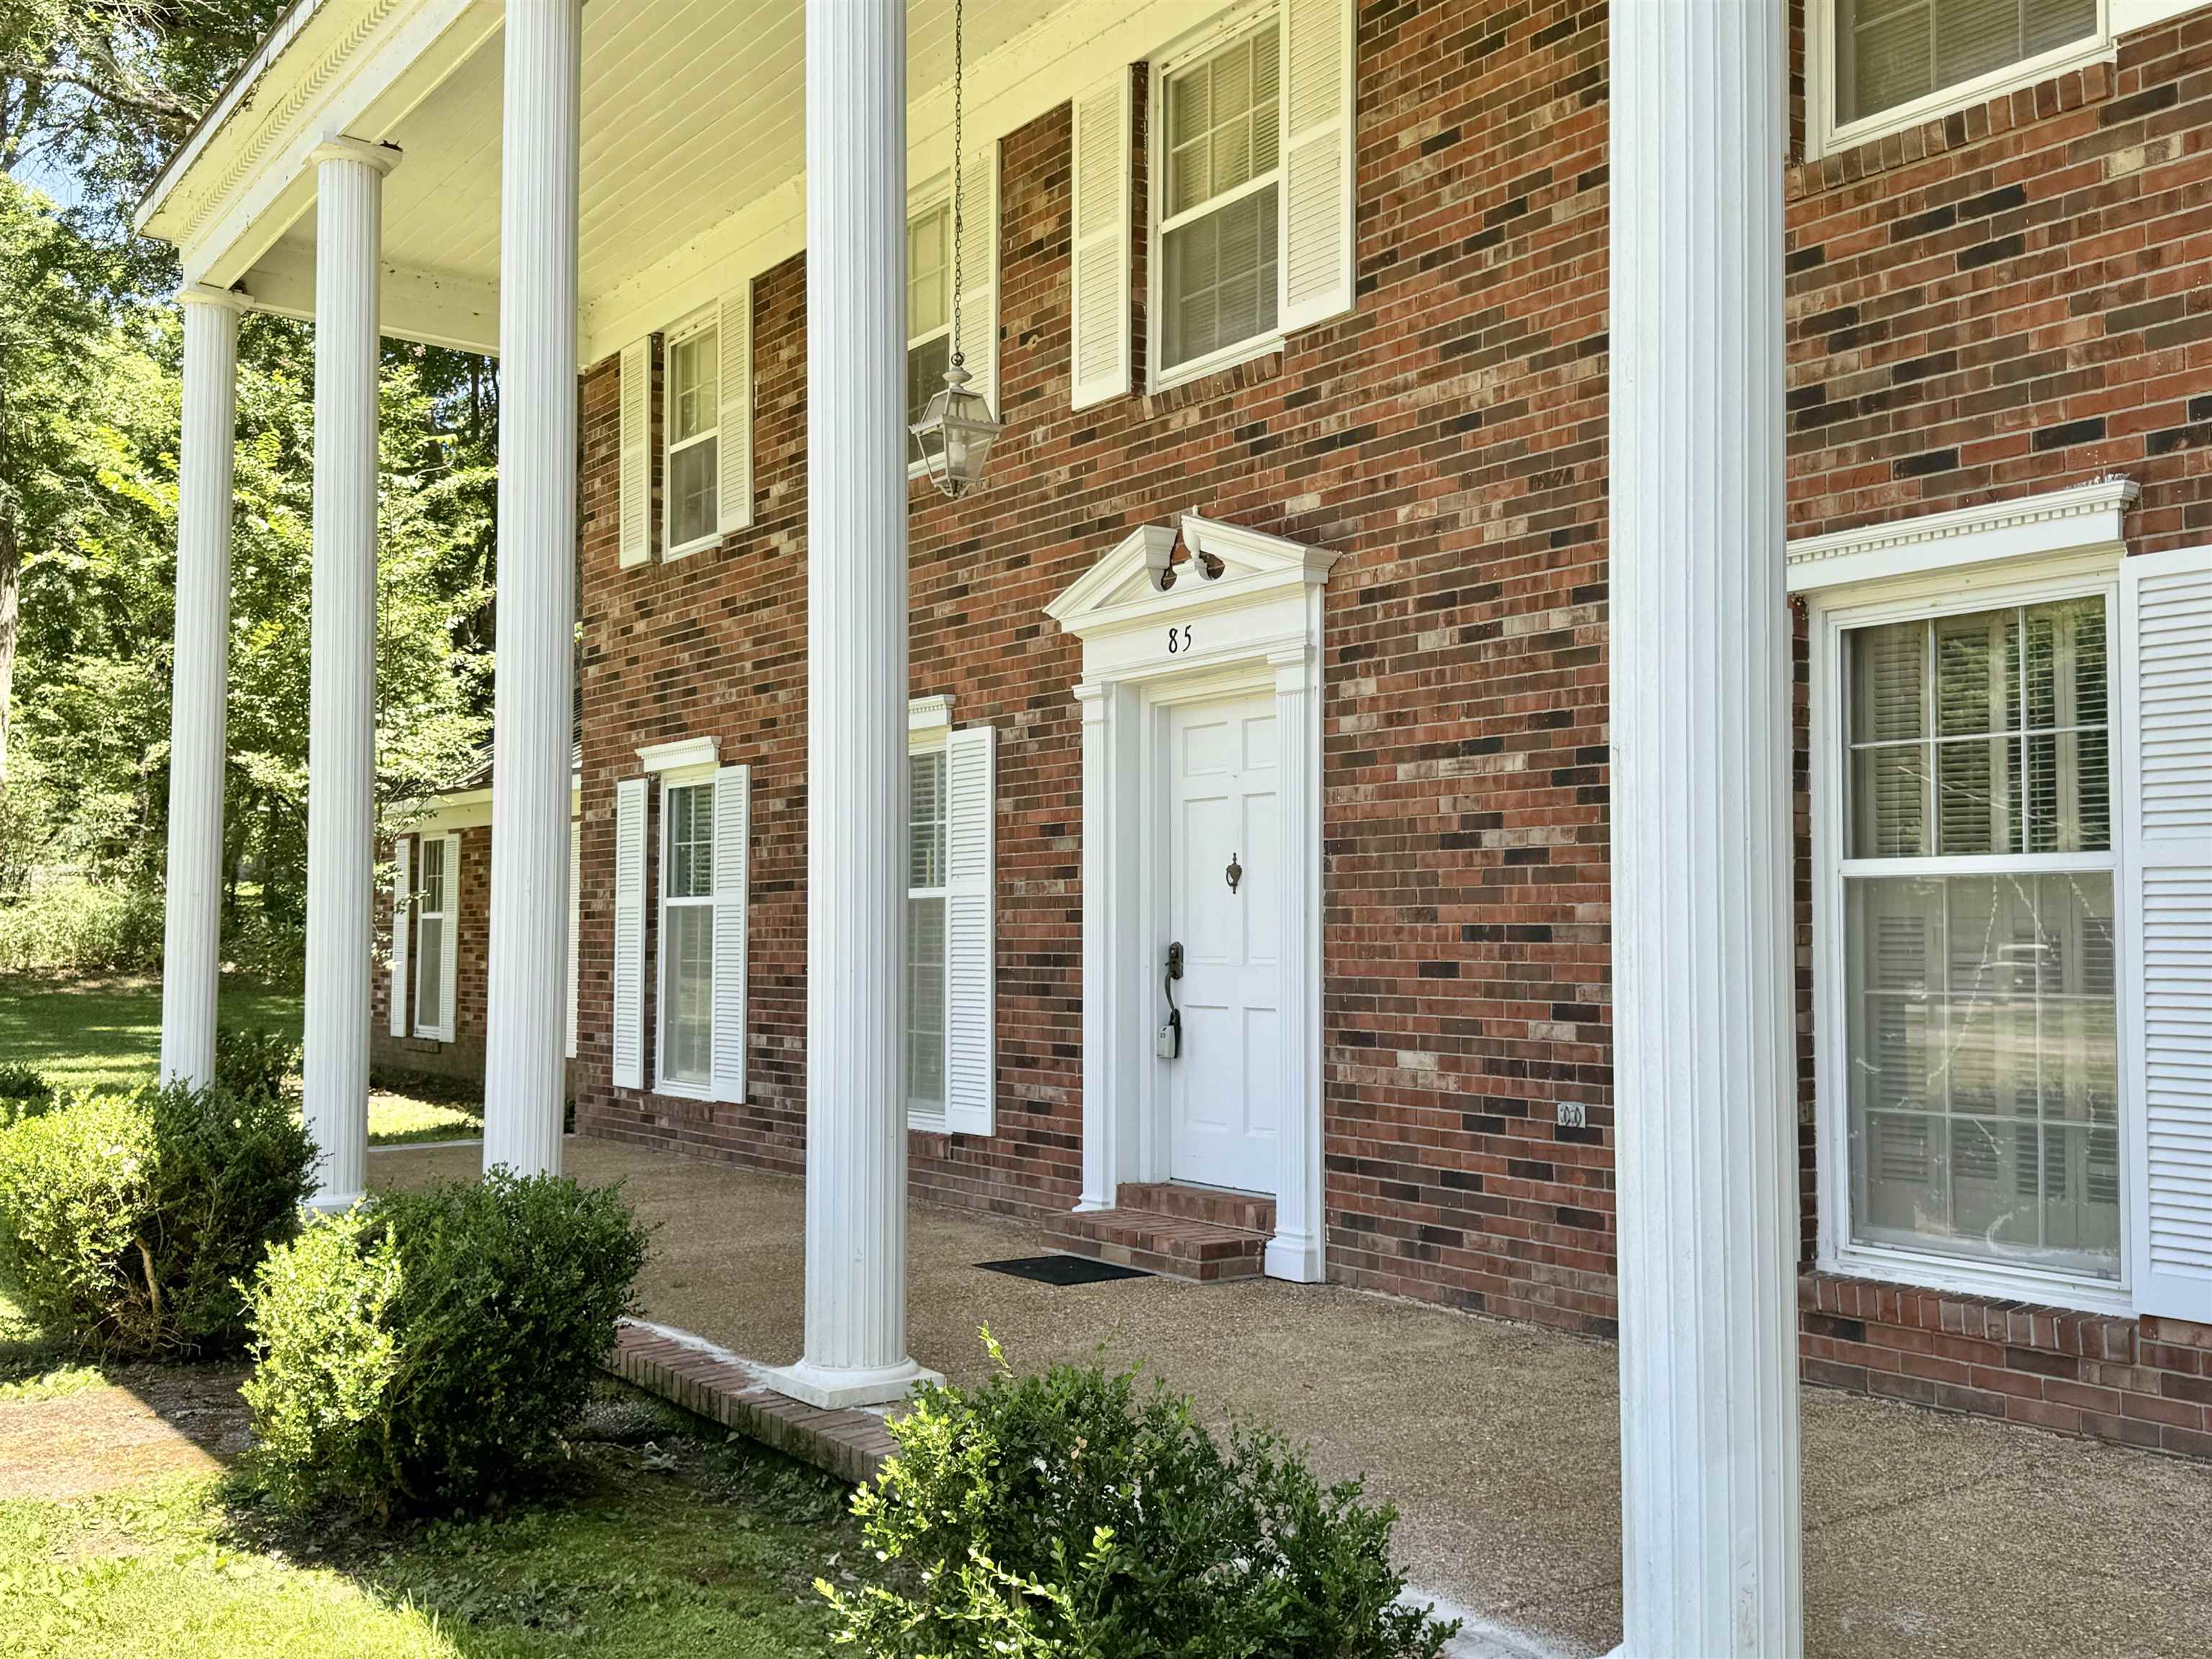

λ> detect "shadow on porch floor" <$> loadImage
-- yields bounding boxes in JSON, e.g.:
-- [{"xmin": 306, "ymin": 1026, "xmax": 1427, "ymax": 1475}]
[{"xmin": 372, "ymin": 1136, "xmax": 2212, "ymax": 1659}]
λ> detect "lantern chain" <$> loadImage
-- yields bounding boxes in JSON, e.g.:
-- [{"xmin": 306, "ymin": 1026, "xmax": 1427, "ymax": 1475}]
[{"xmin": 950, "ymin": 0, "xmax": 965, "ymax": 370}]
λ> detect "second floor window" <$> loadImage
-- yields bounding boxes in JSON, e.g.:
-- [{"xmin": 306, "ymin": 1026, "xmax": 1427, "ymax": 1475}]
[
  {"xmin": 666, "ymin": 319, "xmax": 720, "ymax": 554},
  {"xmin": 1830, "ymin": 0, "xmax": 2099, "ymax": 132},
  {"xmin": 1160, "ymin": 17, "xmax": 1280, "ymax": 377},
  {"xmin": 907, "ymin": 202, "xmax": 953, "ymax": 430}
]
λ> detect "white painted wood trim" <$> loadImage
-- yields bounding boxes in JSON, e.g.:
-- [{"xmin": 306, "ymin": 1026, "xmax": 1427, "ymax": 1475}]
[
  {"xmin": 637, "ymin": 736, "xmax": 721, "ymax": 774},
  {"xmin": 1278, "ymin": 0, "xmax": 1357, "ymax": 334},
  {"xmin": 388, "ymin": 835, "xmax": 413, "ymax": 1040},
  {"xmin": 711, "ymin": 764, "xmax": 751, "ymax": 1104},
  {"xmin": 1786, "ymin": 477, "xmax": 2139, "ymax": 594},
  {"xmin": 433, "ymin": 830, "xmax": 461, "ymax": 1043},
  {"xmin": 611, "ymin": 777, "xmax": 648, "ymax": 1090},
  {"xmin": 618, "ymin": 337, "xmax": 652, "ymax": 567},
  {"xmin": 943, "ymin": 725, "xmax": 997, "ymax": 1137},
  {"xmin": 1069, "ymin": 68, "xmax": 1132, "ymax": 410}
]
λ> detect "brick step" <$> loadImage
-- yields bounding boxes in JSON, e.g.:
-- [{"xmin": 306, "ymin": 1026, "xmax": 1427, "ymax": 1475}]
[
  {"xmin": 1115, "ymin": 1181, "xmax": 1276, "ymax": 1236},
  {"xmin": 1048, "ymin": 1187, "xmax": 1272, "ymax": 1284}
]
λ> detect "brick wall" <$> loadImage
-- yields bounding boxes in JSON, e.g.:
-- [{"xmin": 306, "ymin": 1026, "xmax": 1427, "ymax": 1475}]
[{"xmin": 561, "ymin": 0, "xmax": 2212, "ymax": 1449}]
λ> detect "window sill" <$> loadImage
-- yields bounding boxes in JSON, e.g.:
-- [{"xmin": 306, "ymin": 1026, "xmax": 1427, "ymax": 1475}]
[
  {"xmin": 655, "ymin": 1077, "xmax": 713, "ymax": 1103},
  {"xmin": 662, "ymin": 534, "xmax": 720, "ymax": 564},
  {"xmin": 1822, "ymin": 1242, "xmax": 2134, "ymax": 1321},
  {"xmin": 1151, "ymin": 332, "xmax": 1283, "ymax": 399}
]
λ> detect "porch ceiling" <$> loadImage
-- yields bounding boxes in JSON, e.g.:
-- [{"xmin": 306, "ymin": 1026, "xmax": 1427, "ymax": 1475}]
[{"xmin": 181, "ymin": 0, "xmax": 1092, "ymax": 355}]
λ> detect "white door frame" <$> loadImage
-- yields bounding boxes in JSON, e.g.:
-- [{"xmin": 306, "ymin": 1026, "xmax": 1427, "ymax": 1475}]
[{"xmin": 1046, "ymin": 511, "xmax": 1339, "ymax": 1282}]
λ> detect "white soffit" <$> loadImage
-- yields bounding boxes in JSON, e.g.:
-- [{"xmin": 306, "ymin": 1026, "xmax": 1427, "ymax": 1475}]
[{"xmin": 1784, "ymin": 477, "xmax": 2141, "ymax": 594}]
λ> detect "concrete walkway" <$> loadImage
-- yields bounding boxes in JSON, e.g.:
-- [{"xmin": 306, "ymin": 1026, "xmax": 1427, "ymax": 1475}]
[{"xmin": 374, "ymin": 1137, "xmax": 2212, "ymax": 1659}]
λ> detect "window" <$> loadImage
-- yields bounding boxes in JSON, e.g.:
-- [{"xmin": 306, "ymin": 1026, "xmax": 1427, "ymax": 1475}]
[
  {"xmin": 665, "ymin": 318, "xmax": 720, "ymax": 554},
  {"xmin": 907, "ymin": 202, "xmax": 953, "ymax": 432},
  {"xmin": 1821, "ymin": 0, "xmax": 2103, "ymax": 151},
  {"xmin": 413, "ymin": 837, "xmax": 448, "ymax": 1038},
  {"xmin": 907, "ymin": 747, "xmax": 948, "ymax": 1120},
  {"xmin": 1838, "ymin": 595, "xmax": 2121, "ymax": 1285},
  {"xmin": 659, "ymin": 780, "xmax": 715, "ymax": 1092},
  {"xmin": 1158, "ymin": 18, "xmax": 1280, "ymax": 379}
]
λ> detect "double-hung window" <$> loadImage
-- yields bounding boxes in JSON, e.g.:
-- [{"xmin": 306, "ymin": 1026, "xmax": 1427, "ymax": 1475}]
[
  {"xmin": 907, "ymin": 202, "xmax": 953, "ymax": 432},
  {"xmin": 658, "ymin": 779, "xmax": 716, "ymax": 1093},
  {"xmin": 1816, "ymin": 0, "xmax": 2105, "ymax": 156},
  {"xmin": 1838, "ymin": 595, "xmax": 2122, "ymax": 1287},
  {"xmin": 1157, "ymin": 17, "xmax": 1281, "ymax": 381},
  {"xmin": 664, "ymin": 316, "xmax": 720, "ymax": 557},
  {"xmin": 414, "ymin": 836, "xmax": 451, "ymax": 1040},
  {"xmin": 907, "ymin": 747, "xmax": 950, "ymax": 1122}
]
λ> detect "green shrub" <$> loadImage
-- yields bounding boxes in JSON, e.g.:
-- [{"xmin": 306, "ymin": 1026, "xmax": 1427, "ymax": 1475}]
[
  {"xmin": 0, "ymin": 1063, "xmax": 52, "ymax": 1128},
  {"xmin": 242, "ymin": 1169, "xmax": 650, "ymax": 1519},
  {"xmin": 0, "ymin": 879, "xmax": 164, "ymax": 974},
  {"xmin": 213, "ymin": 1025, "xmax": 300, "ymax": 1105},
  {"xmin": 222, "ymin": 907, "xmax": 307, "ymax": 986},
  {"xmin": 0, "ymin": 1081, "xmax": 313, "ymax": 1357},
  {"xmin": 823, "ymin": 1334, "xmax": 1460, "ymax": 1659}
]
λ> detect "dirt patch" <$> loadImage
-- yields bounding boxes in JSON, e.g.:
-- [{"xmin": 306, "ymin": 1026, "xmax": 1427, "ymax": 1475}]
[{"xmin": 0, "ymin": 1364, "xmax": 250, "ymax": 1502}]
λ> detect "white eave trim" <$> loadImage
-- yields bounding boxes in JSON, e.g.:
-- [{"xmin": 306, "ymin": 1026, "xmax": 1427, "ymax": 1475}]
[
  {"xmin": 133, "ymin": 0, "xmax": 325, "ymax": 233},
  {"xmin": 1784, "ymin": 477, "xmax": 2139, "ymax": 594},
  {"xmin": 637, "ymin": 737, "xmax": 721, "ymax": 775}
]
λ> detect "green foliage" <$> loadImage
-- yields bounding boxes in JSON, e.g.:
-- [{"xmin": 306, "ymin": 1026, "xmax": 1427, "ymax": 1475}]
[
  {"xmin": 0, "ymin": 878, "xmax": 163, "ymax": 973},
  {"xmin": 243, "ymin": 1170, "xmax": 651, "ymax": 1519},
  {"xmin": 0, "ymin": 1060, "xmax": 52, "ymax": 1128},
  {"xmin": 824, "ymin": 1335, "xmax": 1460, "ymax": 1659},
  {"xmin": 0, "ymin": 1079, "xmax": 313, "ymax": 1358},
  {"xmin": 212, "ymin": 1023, "xmax": 297, "ymax": 1105}
]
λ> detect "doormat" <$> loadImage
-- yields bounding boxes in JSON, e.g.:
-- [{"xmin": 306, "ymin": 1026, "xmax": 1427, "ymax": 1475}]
[{"xmin": 977, "ymin": 1255, "xmax": 1151, "ymax": 1286}]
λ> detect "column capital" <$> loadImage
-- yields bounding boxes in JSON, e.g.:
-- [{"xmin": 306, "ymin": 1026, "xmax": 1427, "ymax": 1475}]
[
  {"xmin": 309, "ymin": 135, "xmax": 402, "ymax": 176},
  {"xmin": 176, "ymin": 283, "xmax": 248, "ymax": 313}
]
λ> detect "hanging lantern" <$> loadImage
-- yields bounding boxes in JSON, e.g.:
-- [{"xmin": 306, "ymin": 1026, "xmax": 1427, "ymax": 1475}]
[
  {"xmin": 911, "ymin": 0, "xmax": 1001, "ymax": 498},
  {"xmin": 910, "ymin": 356, "xmax": 1001, "ymax": 498}
]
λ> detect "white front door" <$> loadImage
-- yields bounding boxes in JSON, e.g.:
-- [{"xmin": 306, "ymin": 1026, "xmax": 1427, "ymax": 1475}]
[{"xmin": 1167, "ymin": 692, "xmax": 1279, "ymax": 1193}]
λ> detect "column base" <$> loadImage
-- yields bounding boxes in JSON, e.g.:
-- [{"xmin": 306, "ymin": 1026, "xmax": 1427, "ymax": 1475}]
[
  {"xmin": 304, "ymin": 1190, "xmax": 364, "ymax": 1218},
  {"xmin": 1264, "ymin": 1231, "xmax": 1325, "ymax": 1283},
  {"xmin": 762, "ymin": 1357, "xmax": 943, "ymax": 1411}
]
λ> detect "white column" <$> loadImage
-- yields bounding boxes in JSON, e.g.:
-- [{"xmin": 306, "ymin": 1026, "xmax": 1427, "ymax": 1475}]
[
  {"xmin": 1074, "ymin": 683, "xmax": 1118, "ymax": 1212},
  {"xmin": 1609, "ymin": 4, "xmax": 1800, "ymax": 1657},
  {"xmin": 302, "ymin": 138, "xmax": 397, "ymax": 1211},
  {"xmin": 481, "ymin": 0, "xmax": 581, "ymax": 1179},
  {"xmin": 766, "ymin": 0, "xmax": 938, "ymax": 1411},
  {"xmin": 158, "ymin": 287, "xmax": 244, "ymax": 1089},
  {"xmin": 1264, "ymin": 644, "xmax": 1324, "ymax": 1283}
]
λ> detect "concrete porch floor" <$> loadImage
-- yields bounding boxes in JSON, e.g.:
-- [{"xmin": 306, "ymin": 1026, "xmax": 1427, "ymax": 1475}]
[{"xmin": 373, "ymin": 1137, "xmax": 2212, "ymax": 1659}]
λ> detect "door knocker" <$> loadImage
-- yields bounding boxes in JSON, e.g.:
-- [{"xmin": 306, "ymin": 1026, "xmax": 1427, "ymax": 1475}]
[{"xmin": 1226, "ymin": 853, "xmax": 1243, "ymax": 894}]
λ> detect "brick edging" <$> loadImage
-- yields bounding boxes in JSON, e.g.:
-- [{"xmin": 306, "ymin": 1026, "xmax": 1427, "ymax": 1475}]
[{"xmin": 603, "ymin": 1319, "xmax": 896, "ymax": 1485}]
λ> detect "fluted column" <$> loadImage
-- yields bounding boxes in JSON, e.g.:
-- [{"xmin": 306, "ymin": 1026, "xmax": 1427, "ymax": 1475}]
[
  {"xmin": 766, "ymin": 0, "xmax": 938, "ymax": 1411},
  {"xmin": 1609, "ymin": 4, "xmax": 1801, "ymax": 1656},
  {"xmin": 482, "ymin": 0, "xmax": 581, "ymax": 1179},
  {"xmin": 159, "ymin": 287, "xmax": 244, "ymax": 1089},
  {"xmin": 302, "ymin": 138, "xmax": 397, "ymax": 1211}
]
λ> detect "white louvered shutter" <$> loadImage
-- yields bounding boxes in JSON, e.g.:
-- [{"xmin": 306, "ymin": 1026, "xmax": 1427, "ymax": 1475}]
[
  {"xmin": 619, "ymin": 338, "xmax": 651, "ymax": 567},
  {"xmin": 435, "ymin": 832, "xmax": 461, "ymax": 1042},
  {"xmin": 956, "ymin": 141, "xmax": 1000, "ymax": 410},
  {"xmin": 1070, "ymin": 71, "xmax": 1131, "ymax": 409},
  {"xmin": 943, "ymin": 725, "xmax": 996, "ymax": 1136},
  {"xmin": 718, "ymin": 284, "xmax": 753, "ymax": 532},
  {"xmin": 711, "ymin": 764, "xmax": 750, "ymax": 1103},
  {"xmin": 567, "ymin": 815, "xmax": 582, "ymax": 1061},
  {"xmin": 389, "ymin": 836, "xmax": 412, "ymax": 1038},
  {"xmin": 612, "ymin": 778, "xmax": 648, "ymax": 1089},
  {"xmin": 2121, "ymin": 546, "xmax": 2212, "ymax": 1321},
  {"xmin": 1278, "ymin": 0, "xmax": 1356, "ymax": 333}
]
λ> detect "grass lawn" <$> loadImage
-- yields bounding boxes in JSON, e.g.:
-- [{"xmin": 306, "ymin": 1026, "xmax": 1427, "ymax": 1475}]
[
  {"xmin": 0, "ymin": 975, "xmax": 482, "ymax": 1146},
  {"xmin": 0, "ymin": 1290, "xmax": 859, "ymax": 1658}
]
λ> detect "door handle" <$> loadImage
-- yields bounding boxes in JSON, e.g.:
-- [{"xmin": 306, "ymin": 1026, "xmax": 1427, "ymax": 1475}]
[{"xmin": 1226, "ymin": 852, "xmax": 1242, "ymax": 894}]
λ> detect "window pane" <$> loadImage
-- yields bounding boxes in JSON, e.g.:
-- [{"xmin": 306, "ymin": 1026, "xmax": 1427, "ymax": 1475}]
[
  {"xmin": 907, "ymin": 204, "xmax": 950, "ymax": 340},
  {"xmin": 1835, "ymin": 0, "xmax": 2098, "ymax": 126},
  {"xmin": 670, "ymin": 434, "xmax": 719, "ymax": 549},
  {"xmin": 415, "ymin": 916, "xmax": 444, "ymax": 1030},
  {"xmin": 907, "ymin": 332, "xmax": 951, "ymax": 431},
  {"xmin": 667, "ymin": 784, "xmax": 714, "ymax": 899},
  {"xmin": 665, "ymin": 903, "xmax": 714, "ymax": 1087},
  {"xmin": 908, "ymin": 894, "xmax": 946, "ymax": 1112},
  {"xmin": 1165, "ymin": 25, "xmax": 1280, "ymax": 218},
  {"xmin": 671, "ymin": 327, "xmax": 719, "ymax": 442},
  {"xmin": 1845, "ymin": 871, "xmax": 2119, "ymax": 1280},
  {"xmin": 1163, "ymin": 186, "xmax": 1279, "ymax": 372},
  {"xmin": 908, "ymin": 751, "xmax": 946, "ymax": 889}
]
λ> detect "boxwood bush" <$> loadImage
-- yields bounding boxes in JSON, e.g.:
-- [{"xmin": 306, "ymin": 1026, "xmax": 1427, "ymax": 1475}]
[
  {"xmin": 242, "ymin": 1169, "xmax": 650, "ymax": 1519},
  {"xmin": 823, "ymin": 1334, "xmax": 1460, "ymax": 1659},
  {"xmin": 0, "ymin": 1063, "xmax": 51, "ymax": 1128},
  {"xmin": 0, "ymin": 1081, "xmax": 315, "ymax": 1357},
  {"xmin": 213, "ymin": 1025, "xmax": 300, "ymax": 1105}
]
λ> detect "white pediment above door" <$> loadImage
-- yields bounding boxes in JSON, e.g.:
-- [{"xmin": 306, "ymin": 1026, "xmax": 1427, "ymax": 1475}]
[{"xmin": 1045, "ymin": 512, "xmax": 1341, "ymax": 682}]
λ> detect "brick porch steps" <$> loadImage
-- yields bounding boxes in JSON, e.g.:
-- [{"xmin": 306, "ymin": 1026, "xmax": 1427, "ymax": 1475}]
[{"xmin": 1046, "ymin": 1182, "xmax": 1274, "ymax": 1282}]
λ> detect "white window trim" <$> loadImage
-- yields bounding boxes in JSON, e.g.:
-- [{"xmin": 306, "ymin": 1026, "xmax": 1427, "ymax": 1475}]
[
  {"xmin": 655, "ymin": 764, "xmax": 719, "ymax": 1101},
  {"xmin": 1146, "ymin": 1, "xmax": 1285, "ymax": 395},
  {"xmin": 1807, "ymin": 0, "xmax": 2113, "ymax": 162},
  {"xmin": 661, "ymin": 306, "xmax": 722, "ymax": 562},
  {"xmin": 906, "ymin": 696, "xmax": 953, "ymax": 1130},
  {"xmin": 905, "ymin": 189, "xmax": 953, "ymax": 482},
  {"xmin": 413, "ymin": 837, "xmax": 449, "ymax": 1040},
  {"xmin": 1803, "ymin": 500, "xmax": 2139, "ymax": 1317}
]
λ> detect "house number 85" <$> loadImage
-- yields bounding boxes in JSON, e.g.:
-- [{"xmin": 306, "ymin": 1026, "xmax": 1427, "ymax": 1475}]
[{"xmin": 1166, "ymin": 625, "xmax": 1193, "ymax": 655}]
